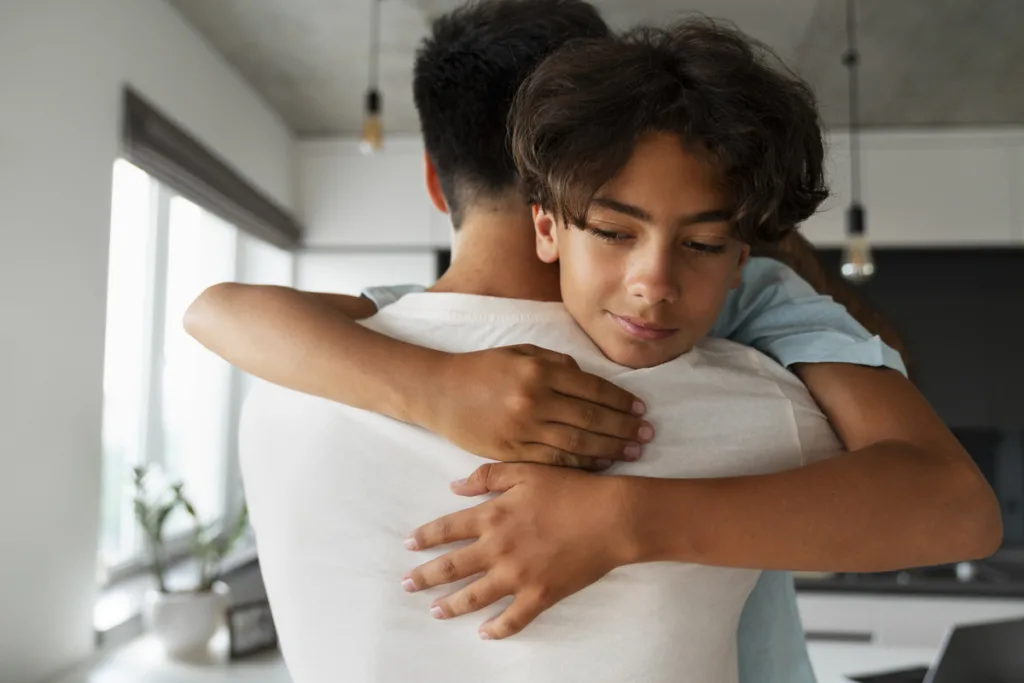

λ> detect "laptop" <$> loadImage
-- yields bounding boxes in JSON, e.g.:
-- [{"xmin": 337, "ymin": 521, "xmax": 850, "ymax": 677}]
[{"xmin": 848, "ymin": 617, "xmax": 1024, "ymax": 683}]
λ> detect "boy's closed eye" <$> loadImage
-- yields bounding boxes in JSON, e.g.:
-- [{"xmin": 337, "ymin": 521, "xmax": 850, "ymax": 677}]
[
  {"xmin": 583, "ymin": 224, "xmax": 732, "ymax": 256},
  {"xmin": 584, "ymin": 225, "xmax": 633, "ymax": 243}
]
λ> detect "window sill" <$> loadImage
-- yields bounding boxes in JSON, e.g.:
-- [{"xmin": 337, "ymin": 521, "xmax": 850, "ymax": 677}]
[
  {"xmin": 94, "ymin": 541, "xmax": 260, "ymax": 646},
  {"xmin": 52, "ymin": 629, "xmax": 288, "ymax": 683}
]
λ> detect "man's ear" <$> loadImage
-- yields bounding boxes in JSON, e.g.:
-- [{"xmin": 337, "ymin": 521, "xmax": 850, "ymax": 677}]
[
  {"xmin": 732, "ymin": 244, "xmax": 751, "ymax": 289},
  {"xmin": 534, "ymin": 205, "xmax": 560, "ymax": 264},
  {"xmin": 424, "ymin": 153, "xmax": 448, "ymax": 214}
]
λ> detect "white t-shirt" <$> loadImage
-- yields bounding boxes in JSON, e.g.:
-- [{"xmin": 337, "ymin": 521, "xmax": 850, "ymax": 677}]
[{"xmin": 240, "ymin": 293, "xmax": 839, "ymax": 683}]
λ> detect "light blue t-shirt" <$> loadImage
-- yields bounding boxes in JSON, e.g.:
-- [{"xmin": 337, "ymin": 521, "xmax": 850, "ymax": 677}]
[{"xmin": 363, "ymin": 257, "xmax": 907, "ymax": 683}]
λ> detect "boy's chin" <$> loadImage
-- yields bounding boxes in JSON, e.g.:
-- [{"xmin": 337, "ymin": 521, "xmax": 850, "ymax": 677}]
[{"xmin": 599, "ymin": 338, "xmax": 694, "ymax": 369}]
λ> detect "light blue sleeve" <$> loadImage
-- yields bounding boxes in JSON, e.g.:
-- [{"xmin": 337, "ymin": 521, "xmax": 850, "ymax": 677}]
[
  {"xmin": 361, "ymin": 284, "xmax": 427, "ymax": 310},
  {"xmin": 711, "ymin": 257, "xmax": 907, "ymax": 376},
  {"xmin": 738, "ymin": 572, "xmax": 818, "ymax": 683}
]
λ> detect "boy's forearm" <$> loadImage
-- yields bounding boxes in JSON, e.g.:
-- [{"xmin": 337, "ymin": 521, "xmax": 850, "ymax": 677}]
[
  {"xmin": 184, "ymin": 284, "xmax": 445, "ymax": 425},
  {"xmin": 623, "ymin": 442, "xmax": 1001, "ymax": 572}
]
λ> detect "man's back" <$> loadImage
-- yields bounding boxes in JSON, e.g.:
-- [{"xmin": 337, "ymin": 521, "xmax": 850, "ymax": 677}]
[{"xmin": 240, "ymin": 293, "xmax": 839, "ymax": 683}]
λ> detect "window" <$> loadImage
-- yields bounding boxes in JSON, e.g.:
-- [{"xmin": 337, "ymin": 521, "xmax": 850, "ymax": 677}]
[{"xmin": 98, "ymin": 160, "xmax": 293, "ymax": 579}]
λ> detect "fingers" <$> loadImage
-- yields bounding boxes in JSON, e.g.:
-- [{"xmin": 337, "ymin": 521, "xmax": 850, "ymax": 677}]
[
  {"xmin": 403, "ymin": 545, "xmax": 487, "ymax": 593},
  {"xmin": 428, "ymin": 575, "xmax": 510, "ymax": 620},
  {"xmin": 550, "ymin": 364, "xmax": 647, "ymax": 418},
  {"xmin": 544, "ymin": 387, "xmax": 654, "ymax": 444},
  {"xmin": 519, "ymin": 444, "xmax": 614, "ymax": 471},
  {"xmin": 535, "ymin": 423, "xmax": 641, "ymax": 462},
  {"xmin": 511, "ymin": 343, "xmax": 579, "ymax": 369},
  {"xmin": 406, "ymin": 506, "xmax": 479, "ymax": 551},
  {"xmin": 449, "ymin": 462, "xmax": 525, "ymax": 497},
  {"xmin": 478, "ymin": 591, "xmax": 552, "ymax": 640}
]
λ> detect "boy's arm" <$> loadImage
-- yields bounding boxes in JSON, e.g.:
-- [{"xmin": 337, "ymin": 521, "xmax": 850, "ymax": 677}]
[
  {"xmin": 184, "ymin": 283, "xmax": 650, "ymax": 469},
  {"xmin": 628, "ymin": 363, "xmax": 1002, "ymax": 570},
  {"xmin": 404, "ymin": 367, "xmax": 1002, "ymax": 639},
  {"xmin": 697, "ymin": 250, "xmax": 1003, "ymax": 565}
]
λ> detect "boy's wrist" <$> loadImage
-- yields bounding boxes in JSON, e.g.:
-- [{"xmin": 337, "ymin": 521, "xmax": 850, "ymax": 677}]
[
  {"xmin": 399, "ymin": 349, "xmax": 458, "ymax": 430},
  {"xmin": 617, "ymin": 476, "xmax": 706, "ymax": 566}
]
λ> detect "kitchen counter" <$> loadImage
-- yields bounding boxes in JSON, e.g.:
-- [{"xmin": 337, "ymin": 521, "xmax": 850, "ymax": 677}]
[
  {"xmin": 54, "ymin": 635, "xmax": 937, "ymax": 683},
  {"xmin": 52, "ymin": 631, "xmax": 289, "ymax": 683},
  {"xmin": 795, "ymin": 558, "xmax": 1024, "ymax": 599}
]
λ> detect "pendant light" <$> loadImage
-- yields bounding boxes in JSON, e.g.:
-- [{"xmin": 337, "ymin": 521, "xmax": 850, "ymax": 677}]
[
  {"xmin": 360, "ymin": 0, "xmax": 384, "ymax": 154},
  {"xmin": 840, "ymin": 0, "xmax": 875, "ymax": 283}
]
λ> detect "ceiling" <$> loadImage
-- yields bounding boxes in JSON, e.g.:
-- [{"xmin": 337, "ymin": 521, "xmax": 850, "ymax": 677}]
[{"xmin": 167, "ymin": 0, "xmax": 1024, "ymax": 136}]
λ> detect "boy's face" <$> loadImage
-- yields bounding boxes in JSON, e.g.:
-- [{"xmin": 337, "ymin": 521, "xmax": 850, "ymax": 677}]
[{"xmin": 534, "ymin": 132, "xmax": 750, "ymax": 369}]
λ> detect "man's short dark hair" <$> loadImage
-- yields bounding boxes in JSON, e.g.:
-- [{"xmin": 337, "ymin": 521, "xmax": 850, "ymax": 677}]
[
  {"xmin": 511, "ymin": 18, "xmax": 829, "ymax": 245},
  {"xmin": 413, "ymin": 0, "xmax": 609, "ymax": 226}
]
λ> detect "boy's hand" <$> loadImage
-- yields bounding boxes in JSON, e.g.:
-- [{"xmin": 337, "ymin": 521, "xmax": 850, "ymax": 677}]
[
  {"xmin": 424, "ymin": 344, "xmax": 653, "ymax": 470},
  {"xmin": 401, "ymin": 462, "xmax": 639, "ymax": 640}
]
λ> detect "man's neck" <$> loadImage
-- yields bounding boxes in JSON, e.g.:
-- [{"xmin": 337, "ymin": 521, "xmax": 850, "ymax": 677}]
[{"xmin": 429, "ymin": 210, "xmax": 561, "ymax": 302}]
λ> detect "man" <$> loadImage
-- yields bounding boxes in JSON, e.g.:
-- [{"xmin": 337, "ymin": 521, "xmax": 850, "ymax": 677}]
[
  {"xmin": 189, "ymin": 1, "xmax": 1000, "ymax": 680},
  {"xmin": 241, "ymin": 20, "xmax": 855, "ymax": 680}
]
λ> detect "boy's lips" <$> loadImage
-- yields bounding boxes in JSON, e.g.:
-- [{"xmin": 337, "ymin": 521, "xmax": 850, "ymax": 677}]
[{"xmin": 608, "ymin": 313, "xmax": 679, "ymax": 341}]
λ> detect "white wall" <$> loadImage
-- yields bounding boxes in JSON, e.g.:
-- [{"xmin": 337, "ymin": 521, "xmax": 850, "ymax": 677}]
[
  {"xmin": 298, "ymin": 136, "xmax": 452, "ymax": 249},
  {"xmin": 297, "ymin": 251, "xmax": 439, "ymax": 295},
  {"xmin": 298, "ymin": 129, "xmax": 1024, "ymax": 250},
  {"xmin": 0, "ymin": 2, "xmax": 295, "ymax": 681}
]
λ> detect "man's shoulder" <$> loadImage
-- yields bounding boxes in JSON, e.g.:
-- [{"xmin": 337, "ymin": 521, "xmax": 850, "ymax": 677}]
[
  {"xmin": 687, "ymin": 338, "xmax": 819, "ymax": 408},
  {"xmin": 690, "ymin": 337, "xmax": 779, "ymax": 374},
  {"xmin": 240, "ymin": 379, "xmax": 333, "ymax": 431},
  {"xmin": 238, "ymin": 379, "xmax": 421, "ymax": 465}
]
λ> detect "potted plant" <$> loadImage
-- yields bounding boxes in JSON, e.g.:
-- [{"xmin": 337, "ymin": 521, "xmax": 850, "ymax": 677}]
[{"xmin": 133, "ymin": 465, "xmax": 249, "ymax": 657}]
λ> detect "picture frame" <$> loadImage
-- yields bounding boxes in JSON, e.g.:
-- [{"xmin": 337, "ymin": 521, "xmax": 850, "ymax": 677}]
[{"xmin": 226, "ymin": 599, "xmax": 278, "ymax": 659}]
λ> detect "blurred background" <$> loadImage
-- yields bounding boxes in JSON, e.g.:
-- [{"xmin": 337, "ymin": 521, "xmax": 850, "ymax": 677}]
[{"xmin": 1, "ymin": 1, "xmax": 1022, "ymax": 682}]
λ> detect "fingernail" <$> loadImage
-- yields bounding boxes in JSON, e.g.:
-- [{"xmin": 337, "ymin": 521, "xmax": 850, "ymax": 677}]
[
  {"xmin": 450, "ymin": 478, "xmax": 468, "ymax": 489},
  {"xmin": 404, "ymin": 537, "xmax": 419, "ymax": 551},
  {"xmin": 632, "ymin": 400, "xmax": 647, "ymax": 416},
  {"xmin": 430, "ymin": 605, "xmax": 445, "ymax": 620},
  {"xmin": 624, "ymin": 443, "xmax": 641, "ymax": 461},
  {"xmin": 402, "ymin": 578, "xmax": 417, "ymax": 593},
  {"xmin": 595, "ymin": 459, "xmax": 613, "ymax": 470},
  {"xmin": 479, "ymin": 631, "xmax": 492, "ymax": 640},
  {"xmin": 638, "ymin": 423, "xmax": 654, "ymax": 442}
]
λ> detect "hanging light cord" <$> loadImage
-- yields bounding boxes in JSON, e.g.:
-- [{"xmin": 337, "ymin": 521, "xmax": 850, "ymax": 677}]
[
  {"xmin": 368, "ymin": 0, "xmax": 381, "ymax": 92},
  {"xmin": 843, "ymin": 0, "xmax": 861, "ymax": 204}
]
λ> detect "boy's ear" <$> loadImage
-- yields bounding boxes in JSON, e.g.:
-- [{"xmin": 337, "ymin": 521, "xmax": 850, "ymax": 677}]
[
  {"xmin": 533, "ymin": 205, "xmax": 560, "ymax": 264},
  {"xmin": 732, "ymin": 244, "xmax": 751, "ymax": 289},
  {"xmin": 424, "ymin": 153, "xmax": 448, "ymax": 214}
]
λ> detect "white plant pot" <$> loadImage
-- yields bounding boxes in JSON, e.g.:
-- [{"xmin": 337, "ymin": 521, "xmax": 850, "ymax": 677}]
[{"xmin": 143, "ymin": 581, "xmax": 230, "ymax": 658}]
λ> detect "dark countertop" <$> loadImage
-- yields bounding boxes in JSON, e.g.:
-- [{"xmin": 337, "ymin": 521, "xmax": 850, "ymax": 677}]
[{"xmin": 794, "ymin": 557, "xmax": 1024, "ymax": 599}]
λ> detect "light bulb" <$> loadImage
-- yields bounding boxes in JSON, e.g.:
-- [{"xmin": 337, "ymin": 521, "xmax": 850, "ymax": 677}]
[
  {"xmin": 360, "ymin": 114, "xmax": 383, "ymax": 154},
  {"xmin": 840, "ymin": 203, "xmax": 875, "ymax": 283},
  {"xmin": 841, "ymin": 235, "xmax": 875, "ymax": 283},
  {"xmin": 360, "ymin": 89, "xmax": 383, "ymax": 155}
]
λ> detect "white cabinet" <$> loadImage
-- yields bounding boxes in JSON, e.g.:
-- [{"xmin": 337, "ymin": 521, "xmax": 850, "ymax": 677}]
[
  {"xmin": 298, "ymin": 137, "xmax": 443, "ymax": 248},
  {"xmin": 798, "ymin": 591, "xmax": 874, "ymax": 640},
  {"xmin": 798, "ymin": 592, "xmax": 1024, "ymax": 649},
  {"xmin": 800, "ymin": 129, "xmax": 1024, "ymax": 248}
]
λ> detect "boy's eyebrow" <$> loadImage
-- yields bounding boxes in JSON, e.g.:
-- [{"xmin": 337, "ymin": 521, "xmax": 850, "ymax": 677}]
[
  {"xmin": 592, "ymin": 197, "xmax": 652, "ymax": 222},
  {"xmin": 591, "ymin": 197, "xmax": 732, "ymax": 227}
]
